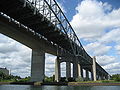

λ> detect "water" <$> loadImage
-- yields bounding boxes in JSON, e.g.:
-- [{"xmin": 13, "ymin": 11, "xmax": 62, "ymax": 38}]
[{"xmin": 0, "ymin": 85, "xmax": 120, "ymax": 90}]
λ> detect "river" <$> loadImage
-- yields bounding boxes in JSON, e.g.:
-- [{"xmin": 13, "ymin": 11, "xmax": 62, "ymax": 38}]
[{"xmin": 0, "ymin": 85, "xmax": 120, "ymax": 90}]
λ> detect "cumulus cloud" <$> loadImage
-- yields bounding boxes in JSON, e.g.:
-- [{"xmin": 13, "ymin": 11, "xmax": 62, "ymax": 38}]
[
  {"xmin": 70, "ymin": 0, "xmax": 120, "ymax": 40},
  {"xmin": 84, "ymin": 42, "xmax": 111, "ymax": 56},
  {"xmin": 99, "ymin": 28, "xmax": 120, "ymax": 44},
  {"xmin": 114, "ymin": 45, "xmax": 120, "ymax": 55},
  {"xmin": 103, "ymin": 62, "xmax": 120, "ymax": 75},
  {"xmin": 45, "ymin": 54, "xmax": 56, "ymax": 76},
  {"xmin": 96, "ymin": 55, "xmax": 116, "ymax": 66}
]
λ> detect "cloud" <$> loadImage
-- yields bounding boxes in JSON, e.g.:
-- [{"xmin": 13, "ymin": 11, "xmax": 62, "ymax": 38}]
[
  {"xmin": 84, "ymin": 42, "xmax": 111, "ymax": 56},
  {"xmin": 99, "ymin": 28, "xmax": 120, "ymax": 44},
  {"xmin": 96, "ymin": 55, "xmax": 116, "ymax": 66},
  {"xmin": 103, "ymin": 62, "xmax": 120, "ymax": 75},
  {"xmin": 70, "ymin": 0, "xmax": 120, "ymax": 40},
  {"xmin": 114, "ymin": 45, "xmax": 120, "ymax": 55}
]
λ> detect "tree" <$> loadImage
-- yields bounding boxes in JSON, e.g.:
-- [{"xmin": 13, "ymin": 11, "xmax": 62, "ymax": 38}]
[{"xmin": 111, "ymin": 74, "xmax": 120, "ymax": 81}]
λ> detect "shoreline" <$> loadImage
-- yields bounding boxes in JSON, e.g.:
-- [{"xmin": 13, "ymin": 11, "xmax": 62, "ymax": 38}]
[
  {"xmin": 1, "ymin": 82, "xmax": 120, "ymax": 86},
  {"xmin": 68, "ymin": 82, "xmax": 120, "ymax": 86}
]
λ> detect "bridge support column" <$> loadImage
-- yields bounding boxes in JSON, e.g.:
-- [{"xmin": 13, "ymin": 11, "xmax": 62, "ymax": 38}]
[
  {"xmin": 78, "ymin": 64, "xmax": 83, "ymax": 80},
  {"xmin": 91, "ymin": 71, "xmax": 94, "ymax": 80},
  {"xmin": 31, "ymin": 49, "xmax": 45, "ymax": 82},
  {"xmin": 55, "ymin": 57, "xmax": 61, "ymax": 82},
  {"xmin": 86, "ymin": 70, "xmax": 89, "ymax": 80},
  {"xmin": 92, "ymin": 56, "xmax": 97, "ymax": 81},
  {"xmin": 73, "ymin": 61, "xmax": 78, "ymax": 80},
  {"xmin": 66, "ymin": 62, "xmax": 71, "ymax": 80}
]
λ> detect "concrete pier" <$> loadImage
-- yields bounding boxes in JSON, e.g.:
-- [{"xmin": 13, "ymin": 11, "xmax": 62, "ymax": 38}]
[
  {"xmin": 55, "ymin": 57, "xmax": 61, "ymax": 82},
  {"xmin": 31, "ymin": 49, "xmax": 45, "ymax": 82},
  {"xmin": 66, "ymin": 62, "xmax": 71, "ymax": 79},
  {"xmin": 91, "ymin": 71, "xmax": 94, "ymax": 80},
  {"xmin": 92, "ymin": 56, "xmax": 97, "ymax": 81},
  {"xmin": 86, "ymin": 70, "xmax": 89, "ymax": 80},
  {"xmin": 78, "ymin": 64, "xmax": 83, "ymax": 78},
  {"xmin": 73, "ymin": 60, "xmax": 78, "ymax": 79}
]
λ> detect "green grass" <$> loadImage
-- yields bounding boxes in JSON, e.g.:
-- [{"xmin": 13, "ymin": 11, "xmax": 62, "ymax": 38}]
[{"xmin": 0, "ymin": 79, "xmax": 17, "ymax": 82}]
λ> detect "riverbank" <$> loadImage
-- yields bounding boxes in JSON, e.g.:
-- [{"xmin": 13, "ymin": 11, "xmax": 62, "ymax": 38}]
[
  {"xmin": 1, "ymin": 81, "xmax": 120, "ymax": 86},
  {"xmin": 68, "ymin": 82, "xmax": 120, "ymax": 86}
]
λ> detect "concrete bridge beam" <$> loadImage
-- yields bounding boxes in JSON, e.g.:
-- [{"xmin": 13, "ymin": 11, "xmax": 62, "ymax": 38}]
[
  {"xmin": 31, "ymin": 49, "xmax": 45, "ymax": 82},
  {"xmin": 55, "ymin": 57, "xmax": 61, "ymax": 82}
]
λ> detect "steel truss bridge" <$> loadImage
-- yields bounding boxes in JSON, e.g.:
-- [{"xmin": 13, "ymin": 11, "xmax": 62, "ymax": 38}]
[{"xmin": 0, "ymin": 0, "xmax": 109, "ymax": 81}]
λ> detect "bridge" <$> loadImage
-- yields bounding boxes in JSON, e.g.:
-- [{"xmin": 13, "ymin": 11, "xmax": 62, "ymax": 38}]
[{"xmin": 0, "ymin": 0, "xmax": 110, "ymax": 82}]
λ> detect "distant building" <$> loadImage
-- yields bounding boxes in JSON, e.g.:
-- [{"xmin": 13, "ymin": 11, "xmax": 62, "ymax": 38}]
[{"xmin": 0, "ymin": 67, "xmax": 9, "ymax": 75}]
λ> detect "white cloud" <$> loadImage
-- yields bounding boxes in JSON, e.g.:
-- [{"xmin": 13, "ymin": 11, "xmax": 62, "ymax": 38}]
[
  {"xmin": 45, "ymin": 53, "xmax": 56, "ymax": 76},
  {"xmin": 114, "ymin": 45, "xmax": 120, "ymax": 55},
  {"xmin": 99, "ymin": 28, "xmax": 120, "ymax": 44},
  {"xmin": 84, "ymin": 42, "xmax": 111, "ymax": 56},
  {"xmin": 103, "ymin": 62, "xmax": 120, "ymax": 75},
  {"xmin": 96, "ymin": 55, "xmax": 116, "ymax": 66},
  {"xmin": 70, "ymin": 0, "xmax": 120, "ymax": 40}
]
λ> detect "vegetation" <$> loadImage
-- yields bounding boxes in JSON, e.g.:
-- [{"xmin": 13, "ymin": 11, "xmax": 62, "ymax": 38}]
[
  {"xmin": 111, "ymin": 74, "xmax": 120, "ymax": 81},
  {"xmin": 1, "ymin": 71, "xmax": 120, "ymax": 83},
  {"xmin": 0, "ymin": 71, "xmax": 21, "ymax": 82},
  {"xmin": 17, "ymin": 76, "xmax": 30, "ymax": 82},
  {"xmin": 0, "ymin": 71, "xmax": 31, "ymax": 82},
  {"xmin": 44, "ymin": 75, "xmax": 55, "ymax": 82}
]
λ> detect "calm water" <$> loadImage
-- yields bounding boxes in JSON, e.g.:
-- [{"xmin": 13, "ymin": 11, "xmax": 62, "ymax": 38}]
[{"xmin": 0, "ymin": 85, "xmax": 120, "ymax": 90}]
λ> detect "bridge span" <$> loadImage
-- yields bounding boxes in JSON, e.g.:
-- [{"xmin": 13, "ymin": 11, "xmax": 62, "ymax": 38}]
[{"xmin": 0, "ymin": 0, "xmax": 110, "ymax": 82}]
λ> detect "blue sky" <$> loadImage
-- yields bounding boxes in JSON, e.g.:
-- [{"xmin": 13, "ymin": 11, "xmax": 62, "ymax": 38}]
[
  {"xmin": 0, "ymin": 0, "xmax": 120, "ymax": 77},
  {"xmin": 58, "ymin": 0, "xmax": 120, "ymax": 20}
]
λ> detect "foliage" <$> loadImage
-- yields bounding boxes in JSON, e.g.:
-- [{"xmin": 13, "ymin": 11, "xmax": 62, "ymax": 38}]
[
  {"xmin": 17, "ymin": 76, "xmax": 30, "ymax": 82},
  {"xmin": 0, "ymin": 71, "xmax": 21, "ymax": 82},
  {"xmin": 44, "ymin": 75, "xmax": 55, "ymax": 82},
  {"xmin": 76, "ymin": 76, "xmax": 83, "ymax": 82},
  {"xmin": 68, "ymin": 77, "xmax": 75, "ymax": 82},
  {"xmin": 60, "ymin": 77, "xmax": 67, "ymax": 82},
  {"xmin": 111, "ymin": 74, "xmax": 120, "ymax": 81}
]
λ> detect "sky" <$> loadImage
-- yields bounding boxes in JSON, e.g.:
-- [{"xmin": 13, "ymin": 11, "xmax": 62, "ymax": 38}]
[{"xmin": 0, "ymin": 0, "xmax": 120, "ymax": 77}]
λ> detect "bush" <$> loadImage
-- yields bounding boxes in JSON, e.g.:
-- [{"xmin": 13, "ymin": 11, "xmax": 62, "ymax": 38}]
[
  {"xmin": 68, "ymin": 77, "xmax": 75, "ymax": 82},
  {"xmin": 111, "ymin": 74, "xmax": 120, "ymax": 82},
  {"xmin": 18, "ymin": 76, "xmax": 30, "ymax": 82},
  {"xmin": 44, "ymin": 76, "xmax": 54, "ymax": 82},
  {"xmin": 60, "ymin": 77, "xmax": 67, "ymax": 82},
  {"xmin": 76, "ymin": 76, "xmax": 83, "ymax": 82}
]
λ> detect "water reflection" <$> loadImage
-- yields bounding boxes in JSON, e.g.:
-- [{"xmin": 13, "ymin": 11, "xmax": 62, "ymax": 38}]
[{"xmin": 0, "ymin": 85, "xmax": 120, "ymax": 90}]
